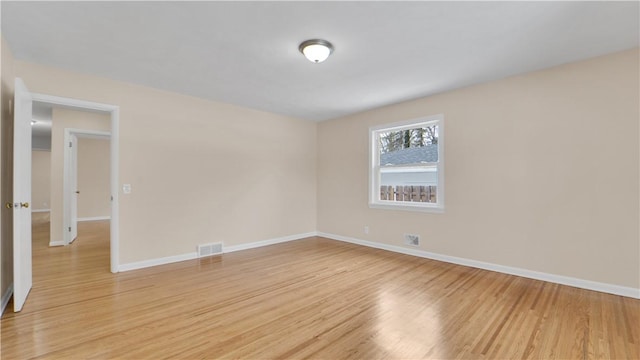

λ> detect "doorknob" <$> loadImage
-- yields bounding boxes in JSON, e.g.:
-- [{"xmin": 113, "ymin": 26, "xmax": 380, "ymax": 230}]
[
  {"xmin": 21, "ymin": 202, "xmax": 29, "ymax": 208},
  {"xmin": 5, "ymin": 202, "xmax": 12, "ymax": 209}
]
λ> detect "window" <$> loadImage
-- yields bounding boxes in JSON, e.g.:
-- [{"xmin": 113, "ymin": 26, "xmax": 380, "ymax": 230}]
[{"xmin": 369, "ymin": 114, "xmax": 444, "ymax": 212}]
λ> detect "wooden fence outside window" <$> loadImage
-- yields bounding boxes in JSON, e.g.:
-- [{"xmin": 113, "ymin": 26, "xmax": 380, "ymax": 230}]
[{"xmin": 380, "ymin": 185, "xmax": 436, "ymax": 203}]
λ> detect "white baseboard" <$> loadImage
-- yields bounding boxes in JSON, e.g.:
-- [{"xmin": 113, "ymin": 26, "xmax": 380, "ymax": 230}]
[
  {"xmin": 223, "ymin": 232, "xmax": 317, "ymax": 253},
  {"xmin": 119, "ymin": 252, "xmax": 198, "ymax": 272},
  {"xmin": 116, "ymin": 230, "xmax": 639, "ymax": 299},
  {"xmin": 1, "ymin": 283, "xmax": 14, "ymax": 316},
  {"xmin": 77, "ymin": 216, "xmax": 110, "ymax": 222},
  {"xmin": 117, "ymin": 232, "xmax": 317, "ymax": 273},
  {"xmin": 49, "ymin": 241, "xmax": 65, "ymax": 247},
  {"xmin": 317, "ymin": 232, "xmax": 640, "ymax": 299},
  {"xmin": 32, "ymin": 209, "xmax": 50, "ymax": 213}
]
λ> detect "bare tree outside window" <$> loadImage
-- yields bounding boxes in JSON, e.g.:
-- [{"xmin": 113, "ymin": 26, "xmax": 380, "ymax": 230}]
[{"xmin": 378, "ymin": 125, "xmax": 438, "ymax": 154}]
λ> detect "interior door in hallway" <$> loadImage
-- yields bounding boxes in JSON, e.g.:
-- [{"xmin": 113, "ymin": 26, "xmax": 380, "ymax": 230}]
[{"xmin": 12, "ymin": 77, "xmax": 33, "ymax": 312}]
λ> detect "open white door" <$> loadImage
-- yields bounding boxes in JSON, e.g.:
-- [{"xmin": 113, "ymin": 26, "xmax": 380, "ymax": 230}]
[{"xmin": 13, "ymin": 78, "xmax": 33, "ymax": 312}]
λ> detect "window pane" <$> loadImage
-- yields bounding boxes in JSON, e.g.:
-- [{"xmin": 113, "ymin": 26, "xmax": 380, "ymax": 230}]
[
  {"xmin": 379, "ymin": 166, "xmax": 437, "ymax": 203},
  {"xmin": 380, "ymin": 166, "xmax": 437, "ymax": 185},
  {"xmin": 379, "ymin": 185, "xmax": 437, "ymax": 203},
  {"xmin": 378, "ymin": 125, "xmax": 438, "ymax": 166}
]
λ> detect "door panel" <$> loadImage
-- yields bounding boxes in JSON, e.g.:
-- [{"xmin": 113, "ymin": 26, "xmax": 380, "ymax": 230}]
[{"xmin": 13, "ymin": 78, "xmax": 33, "ymax": 312}]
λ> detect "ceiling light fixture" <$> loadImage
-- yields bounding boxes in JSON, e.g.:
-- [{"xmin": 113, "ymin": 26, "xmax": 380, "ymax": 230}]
[
  {"xmin": 31, "ymin": 120, "xmax": 37, "ymax": 126},
  {"xmin": 299, "ymin": 39, "xmax": 334, "ymax": 63}
]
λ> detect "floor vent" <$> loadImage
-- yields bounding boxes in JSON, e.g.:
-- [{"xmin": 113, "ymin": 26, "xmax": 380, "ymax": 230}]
[
  {"xmin": 197, "ymin": 242, "xmax": 223, "ymax": 257},
  {"xmin": 404, "ymin": 234, "xmax": 420, "ymax": 246}
]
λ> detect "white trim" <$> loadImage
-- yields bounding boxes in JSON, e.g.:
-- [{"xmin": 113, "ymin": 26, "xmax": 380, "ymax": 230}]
[
  {"xmin": 380, "ymin": 166, "xmax": 437, "ymax": 173},
  {"xmin": 77, "ymin": 216, "xmax": 110, "ymax": 222},
  {"xmin": 317, "ymin": 232, "xmax": 640, "ymax": 299},
  {"xmin": 32, "ymin": 93, "xmax": 120, "ymax": 274},
  {"xmin": 223, "ymin": 232, "xmax": 317, "ymax": 253},
  {"xmin": 117, "ymin": 232, "xmax": 317, "ymax": 272},
  {"xmin": 31, "ymin": 209, "xmax": 50, "ymax": 213},
  {"xmin": 31, "ymin": 93, "xmax": 116, "ymax": 112},
  {"xmin": 1, "ymin": 284, "xmax": 14, "ymax": 316},
  {"xmin": 369, "ymin": 202, "xmax": 445, "ymax": 213},
  {"xmin": 65, "ymin": 129, "xmax": 111, "ymax": 137},
  {"xmin": 49, "ymin": 241, "xmax": 65, "ymax": 247},
  {"xmin": 369, "ymin": 115, "xmax": 442, "ymax": 132},
  {"xmin": 118, "ymin": 252, "xmax": 198, "ymax": 272},
  {"xmin": 110, "ymin": 109, "xmax": 120, "ymax": 273}
]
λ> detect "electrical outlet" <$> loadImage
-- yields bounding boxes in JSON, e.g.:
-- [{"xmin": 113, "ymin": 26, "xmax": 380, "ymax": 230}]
[
  {"xmin": 404, "ymin": 234, "xmax": 420, "ymax": 246},
  {"xmin": 364, "ymin": 226, "xmax": 369, "ymax": 234}
]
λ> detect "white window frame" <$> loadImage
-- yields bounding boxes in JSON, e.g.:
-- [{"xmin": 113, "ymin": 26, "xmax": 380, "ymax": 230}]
[{"xmin": 369, "ymin": 114, "xmax": 444, "ymax": 213}]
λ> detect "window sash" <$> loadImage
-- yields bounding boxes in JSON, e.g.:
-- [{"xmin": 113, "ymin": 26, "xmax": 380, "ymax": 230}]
[
  {"xmin": 379, "ymin": 163, "xmax": 438, "ymax": 170},
  {"xmin": 372, "ymin": 119, "xmax": 440, "ymax": 133}
]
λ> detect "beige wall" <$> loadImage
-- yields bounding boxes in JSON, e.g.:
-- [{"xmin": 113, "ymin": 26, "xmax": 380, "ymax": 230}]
[
  {"xmin": 317, "ymin": 49, "xmax": 640, "ymax": 289},
  {"xmin": 2, "ymin": 33, "xmax": 636, "ymax": 294},
  {"xmin": 49, "ymin": 108, "xmax": 111, "ymax": 243},
  {"xmin": 31, "ymin": 150, "xmax": 51, "ymax": 211},
  {"xmin": 16, "ymin": 60, "xmax": 317, "ymax": 264},
  {"xmin": 1, "ymin": 35, "xmax": 15, "ymax": 304},
  {"xmin": 77, "ymin": 138, "xmax": 110, "ymax": 219}
]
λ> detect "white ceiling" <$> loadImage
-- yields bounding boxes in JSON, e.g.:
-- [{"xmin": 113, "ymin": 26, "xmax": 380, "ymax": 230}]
[{"xmin": 2, "ymin": 2, "xmax": 638, "ymax": 121}]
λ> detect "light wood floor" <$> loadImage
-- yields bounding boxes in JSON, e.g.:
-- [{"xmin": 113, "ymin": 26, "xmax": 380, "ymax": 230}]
[{"xmin": 1, "ymin": 216, "xmax": 638, "ymax": 359}]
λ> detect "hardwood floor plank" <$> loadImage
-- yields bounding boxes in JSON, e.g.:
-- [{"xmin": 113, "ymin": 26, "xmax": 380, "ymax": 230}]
[{"xmin": 1, "ymin": 216, "xmax": 638, "ymax": 359}]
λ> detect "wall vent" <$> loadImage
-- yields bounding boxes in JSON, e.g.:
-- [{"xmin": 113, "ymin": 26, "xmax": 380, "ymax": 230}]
[
  {"xmin": 197, "ymin": 242, "xmax": 223, "ymax": 257},
  {"xmin": 404, "ymin": 234, "xmax": 420, "ymax": 246}
]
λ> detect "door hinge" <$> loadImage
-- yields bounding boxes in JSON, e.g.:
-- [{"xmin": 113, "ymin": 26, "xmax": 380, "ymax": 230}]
[
  {"xmin": 68, "ymin": 227, "xmax": 71, "ymax": 232},
  {"xmin": 69, "ymin": 142, "xmax": 73, "ymax": 147}
]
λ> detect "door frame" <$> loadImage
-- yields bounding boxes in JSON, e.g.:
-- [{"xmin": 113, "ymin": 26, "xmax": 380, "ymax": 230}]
[
  {"xmin": 63, "ymin": 129, "xmax": 111, "ymax": 246},
  {"xmin": 31, "ymin": 93, "xmax": 120, "ymax": 273}
]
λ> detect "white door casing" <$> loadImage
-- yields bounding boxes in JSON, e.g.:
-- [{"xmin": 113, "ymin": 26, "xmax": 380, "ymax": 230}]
[
  {"xmin": 31, "ymin": 92, "xmax": 119, "ymax": 273},
  {"xmin": 13, "ymin": 78, "xmax": 33, "ymax": 312},
  {"xmin": 71, "ymin": 135, "xmax": 80, "ymax": 241},
  {"xmin": 70, "ymin": 134, "xmax": 78, "ymax": 242}
]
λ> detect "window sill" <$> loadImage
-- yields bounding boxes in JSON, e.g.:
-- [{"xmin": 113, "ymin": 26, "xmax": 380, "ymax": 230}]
[{"xmin": 368, "ymin": 202, "xmax": 444, "ymax": 213}]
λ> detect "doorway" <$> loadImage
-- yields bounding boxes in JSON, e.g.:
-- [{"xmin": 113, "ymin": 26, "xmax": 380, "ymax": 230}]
[
  {"xmin": 63, "ymin": 129, "xmax": 111, "ymax": 245},
  {"xmin": 30, "ymin": 93, "xmax": 120, "ymax": 273},
  {"xmin": 12, "ymin": 77, "xmax": 120, "ymax": 312}
]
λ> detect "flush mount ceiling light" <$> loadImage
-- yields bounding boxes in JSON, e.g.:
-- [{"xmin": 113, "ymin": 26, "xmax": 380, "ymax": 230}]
[{"xmin": 299, "ymin": 39, "xmax": 334, "ymax": 63}]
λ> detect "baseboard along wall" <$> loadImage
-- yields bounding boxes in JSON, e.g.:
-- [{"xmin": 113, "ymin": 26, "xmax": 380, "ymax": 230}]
[
  {"xmin": 317, "ymin": 232, "xmax": 640, "ymax": 299},
  {"xmin": 118, "ymin": 232, "xmax": 317, "ymax": 272},
  {"xmin": 77, "ymin": 216, "xmax": 111, "ymax": 222},
  {"xmin": 116, "ymin": 230, "xmax": 639, "ymax": 299}
]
